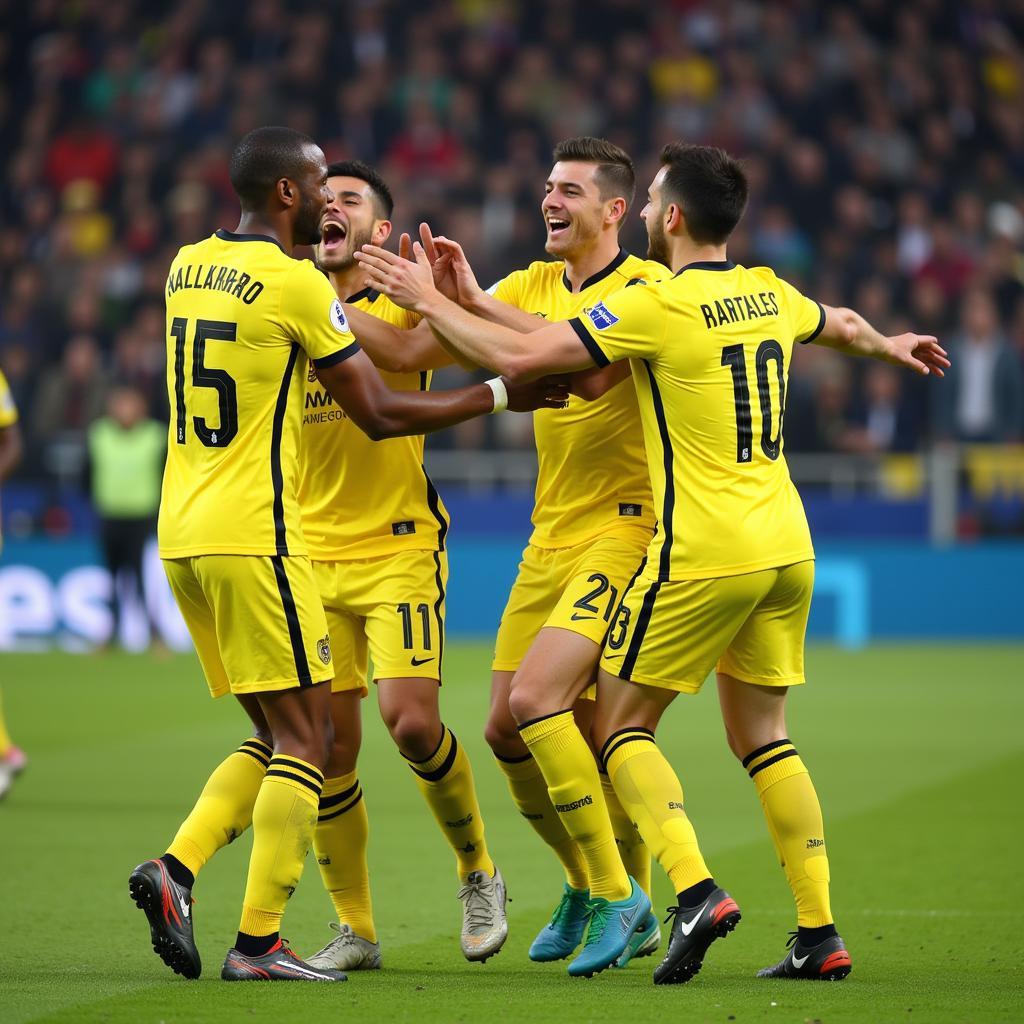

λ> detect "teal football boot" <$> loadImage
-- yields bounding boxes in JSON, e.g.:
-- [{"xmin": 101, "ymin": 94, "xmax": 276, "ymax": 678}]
[
  {"xmin": 528, "ymin": 884, "xmax": 590, "ymax": 961},
  {"xmin": 567, "ymin": 877, "xmax": 651, "ymax": 978}
]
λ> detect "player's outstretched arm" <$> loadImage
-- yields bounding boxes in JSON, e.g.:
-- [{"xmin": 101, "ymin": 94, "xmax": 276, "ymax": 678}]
[
  {"xmin": 341, "ymin": 303, "xmax": 454, "ymax": 374},
  {"xmin": 815, "ymin": 305, "xmax": 950, "ymax": 377},
  {"xmin": 315, "ymin": 347, "xmax": 568, "ymax": 440},
  {"xmin": 355, "ymin": 242, "xmax": 597, "ymax": 379}
]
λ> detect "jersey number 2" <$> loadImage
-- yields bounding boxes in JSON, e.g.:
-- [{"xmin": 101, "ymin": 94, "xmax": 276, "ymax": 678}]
[
  {"xmin": 171, "ymin": 317, "xmax": 238, "ymax": 447},
  {"xmin": 721, "ymin": 339, "xmax": 785, "ymax": 463}
]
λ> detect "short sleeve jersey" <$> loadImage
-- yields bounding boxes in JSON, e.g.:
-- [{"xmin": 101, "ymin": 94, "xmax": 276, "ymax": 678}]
[
  {"xmin": 0, "ymin": 369, "xmax": 17, "ymax": 429},
  {"xmin": 158, "ymin": 229, "xmax": 359, "ymax": 558},
  {"xmin": 491, "ymin": 251, "xmax": 662, "ymax": 548},
  {"xmin": 298, "ymin": 287, "xmax": 450, "ymax": 559},
  {"xmin": 569, "ymin": 260, "xmax": 825, "ymax": 580}
]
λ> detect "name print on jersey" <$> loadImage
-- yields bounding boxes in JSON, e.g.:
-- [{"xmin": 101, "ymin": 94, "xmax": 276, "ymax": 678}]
[{"xmin": 165, "ymin": 263, "xmax": 265, "ymax": 304}]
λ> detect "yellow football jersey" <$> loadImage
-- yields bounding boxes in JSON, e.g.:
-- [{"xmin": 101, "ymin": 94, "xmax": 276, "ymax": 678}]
[
  {"xmin": 569, "ymin": 259, "xmax": 824, "ymax": 580},
  {"xmin": 0, "ymin": 369, "xmax": 17, "ymax": 428},
  {"xmin": 158, "ymin": 229, "xmax": 359, "ymax": 558},
  {"xmin": 298, "ymin": 288, "xmax": 450, "ymax": 559},
  {"xmin": 491, "ymin": 251, "xmax": 662, "ymax": 548}
]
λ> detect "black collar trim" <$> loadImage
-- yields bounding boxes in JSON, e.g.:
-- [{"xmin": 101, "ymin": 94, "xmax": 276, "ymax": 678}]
[
  {"xmin": 562, "ymin": 248, "xmax": 630, "ymax": 293},
  {"xmin": 215, "ymin": 228, "xmax": 286, "ymax": 254},
  {"xmin": 346, "ymin": 287, "xmax": 380, "ymax": 304},
  {"xmin": 673, "ymin": 259, "xmax": 736, "ymax": 277}
]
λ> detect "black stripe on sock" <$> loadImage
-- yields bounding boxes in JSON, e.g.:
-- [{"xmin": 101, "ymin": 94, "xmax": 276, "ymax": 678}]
[
  {"xmin": 516, "ymin": 708, "xmax": 574, "ymax": 732},
  {"xmin": 272, "ymin": 756, "xmax": 324, "ymax": 783},
  {"xmin": 271, "ymin": 556, "xmax": 313, "ymax": 687},
  {"xmin": 741, "ymin": 738, "xmax": 793, "ymax": 769},
  {"xmin": 494, "ymin": 750, "xmax": 533, "ymax": 765},
  {"xmin": 318, "ymin": 789, "xmax": 363, "ymax": 822},
  {"xmin": 748, "ymin": 749, "xmax": 799, "ymax": 778},
  {"xmin": 319, "ymin": 781, "xmax": 360, "ymax": 810},
  {"xmin": 241, "ymin": 738, "xmax": 273, "ymax": 755},
  {"xmin": 600, "ymin": 729, "xmax": 656, "ymax": 772},
  {"xmin": 409, "ymin": 731, "xmax": 459, "ymax": 782},
  {"xmin": 237, "ymin": 744, "xmax": 271, "ymax": 767},
  {"xmin": 401, "ymin": 725, "xmax": 448, "ymax": 764},
  {"xmin": 598, "ymin": 726, "xmax": 655, "ymax": 764},
  {"xmin": 265, "ymin": 768, "xmax": 324, "ymax": 795}
]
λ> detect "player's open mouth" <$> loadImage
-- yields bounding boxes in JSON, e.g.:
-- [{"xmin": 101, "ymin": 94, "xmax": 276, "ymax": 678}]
[
  {"xmin": 547, "ymin": 218, "xmax": 570, "ymax": 238},
  {"xmin": 321, "ymin": 220, "xmax": 347, "ymax": 252}
]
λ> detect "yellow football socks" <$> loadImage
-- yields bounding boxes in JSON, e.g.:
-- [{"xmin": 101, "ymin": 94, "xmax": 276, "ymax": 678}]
[
  {"xmin": 313, "ymin": 770, "xmax": 376, "ymax": 942},
  {"xmin": 520, "ymin": 711, "xmax": 630, "ymax": 901},
  {"xmin": 744, "ymin": 739, "xmax": 833, "ymax": 927},
  {"xmin": 600, "ymin": 768, "xmax": 651, "ymax": 898},
  {"xmin": 494, "ymin": 752, "xmax": 589, "ymax": 891},
  {"xmin": 238, "ymin": 754, "xmax": 323, "ymax": 940},
  {"xmin": 603, "ymin": 729, "xmax": 711, "ymax": 894},
  {"xmin": 166, "ymin": 738, "xmax": 271, "ymax": 877},
  {"xmin": 405, "ymin": 725, "xmax": 494, "ymax": 880}
]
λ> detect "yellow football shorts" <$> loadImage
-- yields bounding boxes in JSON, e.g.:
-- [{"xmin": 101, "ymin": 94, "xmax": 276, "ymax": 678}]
[
  {"xmin": 313, "ymin": 548, "xmax": 448, "ymax": 695},
  {"xmin": 492, "ymin": 527, "xmax": 652, "ymax": 674},
  {"xmin": 164, "ymin": 554, "xmax": 334, "ymax": 699},
  {"xmin": 600, "ymin": 560, "xmax": 814, "ymax": 693}
]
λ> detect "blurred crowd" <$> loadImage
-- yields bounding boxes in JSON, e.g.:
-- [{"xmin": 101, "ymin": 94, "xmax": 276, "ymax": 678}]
[{"xmin": 2, "ymin": 0, "xmax": 1024, "ymax": 488}]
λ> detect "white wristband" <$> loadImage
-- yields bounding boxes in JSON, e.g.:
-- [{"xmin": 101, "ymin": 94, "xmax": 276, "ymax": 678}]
[{"xmin": 485, "ymin": 376, "xmax": 508, "ymax": 413}]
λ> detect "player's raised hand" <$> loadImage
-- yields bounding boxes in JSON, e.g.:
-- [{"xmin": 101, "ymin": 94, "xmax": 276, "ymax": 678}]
[
  {"xmin": 419, "ymin": 222, "xmax": 460, "ymax": 302},
  {"xmin": 886, "ymin": 334, "xmax": 950, "ymax": 377},
  {"xmin": 432, "ymin": 236, "xmax": 485, "ymax": 307},
  {"xmin": 503, "ymin": 374, "xmax": 570, "ymax": 412},
  {"xmin": 356, "ymin": 240, "xmax": 438, "ymax": 313}
]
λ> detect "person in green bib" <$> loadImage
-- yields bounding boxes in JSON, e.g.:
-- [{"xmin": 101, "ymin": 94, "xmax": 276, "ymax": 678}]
[{"xmin": 87, "ymin": 385, "xmax": 166, "ymax": 648}]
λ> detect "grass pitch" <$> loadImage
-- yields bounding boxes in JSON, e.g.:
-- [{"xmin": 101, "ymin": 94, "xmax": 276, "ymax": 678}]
[{"xmin": 1, "ymin": 644, "xmax": 1021, "ymax": 1023}]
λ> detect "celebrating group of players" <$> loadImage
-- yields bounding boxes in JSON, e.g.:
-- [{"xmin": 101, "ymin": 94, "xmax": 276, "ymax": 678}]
[{"xmin": 129, "ymin": 125, "xmax": 948, "ymax": 985}]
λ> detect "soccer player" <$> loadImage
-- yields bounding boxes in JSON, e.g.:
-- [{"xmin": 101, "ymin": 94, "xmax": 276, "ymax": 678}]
[
  {"xmin": 356, "ymin": 142, "xmax": 949, "ymax": 985},
  {"xmin": 297, "ymin": 161, "xmax": 506, "ymax": 970},
  {"xmin": 129, "ymin": 126, "xmax": 565, "ymax": 983},
  {"xmin": 361, "ymin": 137, "xmax": 667, "ymax": 978},
  {"xmin": 0, "ymin": 367, "xmax": 26, "ymax": 800}
]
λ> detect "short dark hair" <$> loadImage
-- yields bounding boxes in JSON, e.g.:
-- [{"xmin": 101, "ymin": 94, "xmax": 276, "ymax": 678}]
[
  {"xmin": 229, "ymin": 126, "xmax": 320, "ymax": 210},
  {"xmin": 659, "ymin": 143, "xmax": 748, "ymax": 244},
  {"xmin": 326, "ymin": 160, "xmax": 394, "ymax": 219},
  {"xmin": 552, "ymin": 137, "xmax": 636, "ymax": 211}
]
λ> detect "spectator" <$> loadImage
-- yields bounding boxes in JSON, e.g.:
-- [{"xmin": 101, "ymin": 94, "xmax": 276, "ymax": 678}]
[{"xmin": 935, "ymin": 289, "xmax": 1024, "ymax": 443}]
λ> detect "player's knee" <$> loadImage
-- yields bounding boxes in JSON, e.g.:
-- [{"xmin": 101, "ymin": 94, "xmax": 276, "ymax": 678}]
[
  {"xmin": 483, "ymin": 707, "xmax": 522, "ymax": 757},
  {"xmin": 385, "ymin": 707, "xmax": 441, "ymax": 761},
  {"xmin": 507, "ymin": 679, "xmax": 551, "ymax": 725}
]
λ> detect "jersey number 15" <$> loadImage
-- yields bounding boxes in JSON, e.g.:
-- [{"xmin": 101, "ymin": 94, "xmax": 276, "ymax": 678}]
[{"xmin": 170, "ymin": 317, "xmax": 238, "ymax": 448}]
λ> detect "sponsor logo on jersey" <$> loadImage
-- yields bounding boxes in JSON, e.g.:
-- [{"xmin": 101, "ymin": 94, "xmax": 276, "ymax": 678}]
[
  {"xmin": 330, "ymin": 299, "xmax": 349, "ymax": 333},
  {"xmin": 392, "ymin": 520, "xmax": 416, "ymax": 536},
  {"xmin": 584, "ymin": 301, "xmax": 619, "ymax": 330},
  {"xmin": 619, "ymin": 503, "xmax": 643, "ymax": 517}
]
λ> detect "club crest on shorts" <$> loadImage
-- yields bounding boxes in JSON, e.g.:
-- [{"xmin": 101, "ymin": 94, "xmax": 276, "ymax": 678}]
[
  {"xmin": 317, "ymin": 635, "xmax": 331, "ymax": 664},
  {"xmin": 329, "ymin": 298, "xmax": 349, "ymax": 333}
]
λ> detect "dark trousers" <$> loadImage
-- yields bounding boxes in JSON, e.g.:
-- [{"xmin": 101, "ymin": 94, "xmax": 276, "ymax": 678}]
[{"xmin": 100, "ymin": 516, "xmax": 155, "ymax": 640}]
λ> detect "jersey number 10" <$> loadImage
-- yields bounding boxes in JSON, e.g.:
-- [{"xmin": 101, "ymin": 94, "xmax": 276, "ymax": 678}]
[
  {"xmin": 721, "ymin": 339, "xmax": 785, "ymax": 463},
  {"xmin": 170, "ymin": 317, "xmax": 239, "ymax": 448}
]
